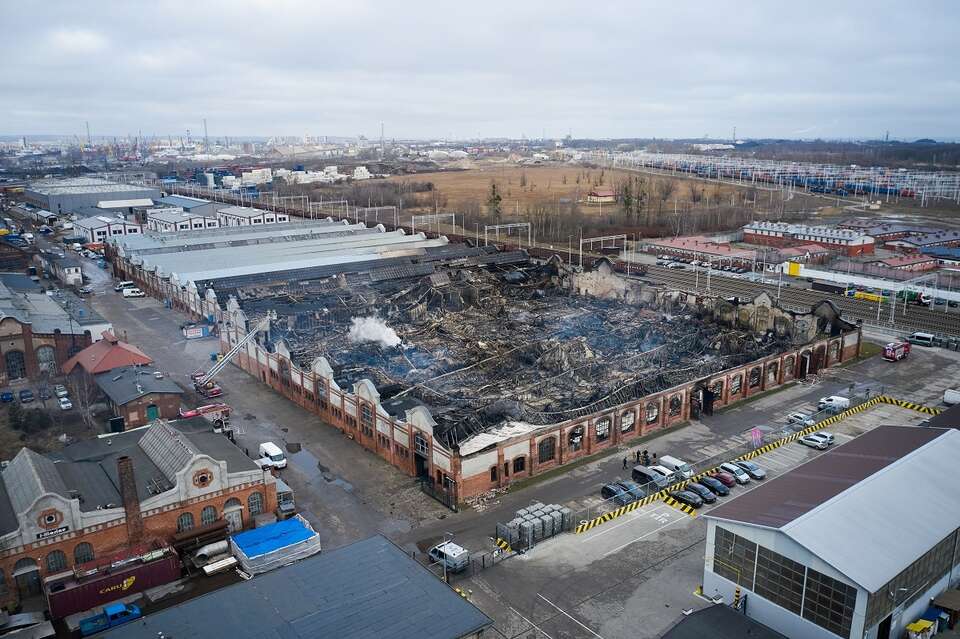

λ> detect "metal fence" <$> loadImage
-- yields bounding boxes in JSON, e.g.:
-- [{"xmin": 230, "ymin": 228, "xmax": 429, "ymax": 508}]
[{"xmin": 419, "ymin": 479, "xmax": 459, "ymax": 512}]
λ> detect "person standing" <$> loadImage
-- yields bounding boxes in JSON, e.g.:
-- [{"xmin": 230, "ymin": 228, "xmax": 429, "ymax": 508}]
[{"xmin": 622, "ymin": 456, "xmax": 628, "ymax": 469}]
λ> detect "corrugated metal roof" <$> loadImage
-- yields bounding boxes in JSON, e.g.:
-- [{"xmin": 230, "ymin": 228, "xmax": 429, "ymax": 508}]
[
  {"xmin": 158, "ymin": 195, "xmax": 212, "ymax": 209},
  {"xmin": 101, "ymin": 535, "xmax": 492, "ymax": 639},
  {"xmin": 707, "ymin": 426, "xmax": 960, "ymax": 591}
]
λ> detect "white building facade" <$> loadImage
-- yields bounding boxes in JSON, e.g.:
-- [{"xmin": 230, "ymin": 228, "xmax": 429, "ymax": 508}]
[
  {"xmin": 73, "ymin": 215, "xmax": 142, "ymax": 243},
  {"xmin": 216, "ymin": 206, "xmax": 289, "ymax": 227}
]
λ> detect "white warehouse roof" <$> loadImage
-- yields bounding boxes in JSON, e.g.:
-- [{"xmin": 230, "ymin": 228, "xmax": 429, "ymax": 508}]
[{"xmin": 707, "ymin": 426, "xmax": 960, "ymax": 592}]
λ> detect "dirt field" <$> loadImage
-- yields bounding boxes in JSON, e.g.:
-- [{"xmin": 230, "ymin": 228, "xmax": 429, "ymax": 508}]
[{"xmin": 387, "ymin": 164, "xmax": 752, "ymax": 213}]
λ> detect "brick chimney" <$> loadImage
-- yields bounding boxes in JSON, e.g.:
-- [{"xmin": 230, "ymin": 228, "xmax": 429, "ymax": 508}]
[{"xmin": 117, "ymin": 456, "xmax": 144, "ymax": 543}]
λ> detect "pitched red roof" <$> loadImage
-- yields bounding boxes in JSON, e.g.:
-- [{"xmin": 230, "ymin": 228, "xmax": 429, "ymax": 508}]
[
  {"xmin": 62, "ymin": 330, "xmax": 153, "ymax": 375},
  {"xmin": 589, "ymin": 188, "xmax": 615, "ymax": 197}
]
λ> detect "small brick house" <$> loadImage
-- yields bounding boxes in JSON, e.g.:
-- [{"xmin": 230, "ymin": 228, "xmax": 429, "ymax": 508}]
[{"xmin": 94, "ymin": 365, "xmax": 184, "ymax": 429}]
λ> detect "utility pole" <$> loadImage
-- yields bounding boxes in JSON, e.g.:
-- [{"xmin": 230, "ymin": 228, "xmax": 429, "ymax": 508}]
[{"xmin": 203, "ymin": 118, "xmax": 209, "ymax": 152}]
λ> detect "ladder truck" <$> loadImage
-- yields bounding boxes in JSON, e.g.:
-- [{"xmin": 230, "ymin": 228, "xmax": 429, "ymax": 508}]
[{"xmin": 191, "ymin": 314, "xmax": 273, "ymax": 398}]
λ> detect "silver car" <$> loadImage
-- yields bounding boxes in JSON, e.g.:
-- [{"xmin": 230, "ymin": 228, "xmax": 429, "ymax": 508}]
[
  {"xmin": 719, "ymin": 462, "xmax": 751, "ymax": 484},
  {"xmin": 787, "ymin": 412, "xmax": 816, "ymax": 427},
  {"xmin": 799, "ymin": 435, "xmax": 828, "ymax": 450}
]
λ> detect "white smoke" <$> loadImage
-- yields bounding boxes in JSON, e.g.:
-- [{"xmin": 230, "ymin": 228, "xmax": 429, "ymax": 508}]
[{"xmin": 348, "ymin": 316, "xmax": 401, "ymax": 348}]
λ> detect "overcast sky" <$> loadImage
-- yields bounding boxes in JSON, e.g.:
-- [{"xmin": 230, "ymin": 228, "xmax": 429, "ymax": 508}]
[{"xmin": 3, "ymin": 1, "xmax": 958, "ymax": 140}]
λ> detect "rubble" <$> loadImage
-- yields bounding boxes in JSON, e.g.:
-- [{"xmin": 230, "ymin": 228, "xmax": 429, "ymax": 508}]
[{"xmin": 226, "ymin": 258, "xmax": 801, "ymax": 451}]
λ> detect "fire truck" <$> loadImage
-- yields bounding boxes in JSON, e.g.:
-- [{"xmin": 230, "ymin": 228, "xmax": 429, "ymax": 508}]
[{"xmin": 882, "ymin": 341, "xmax": 911, "ymax": 362}]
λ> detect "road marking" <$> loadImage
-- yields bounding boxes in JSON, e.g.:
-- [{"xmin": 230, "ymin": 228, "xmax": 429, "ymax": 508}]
[
  {"xmin": 582, "ymin": 503, "xmax": 673, "ymax": 542},
  {"xmin": 509, "ymin": 606, "xmax": 553, "ymax": 639},
  {"xmin": 537, "ymin": 594, "xmax": 604, "ymax": 639},
  {"xmin": 602, "ymin": 511, "xmax": 690, "ymax": 557}
]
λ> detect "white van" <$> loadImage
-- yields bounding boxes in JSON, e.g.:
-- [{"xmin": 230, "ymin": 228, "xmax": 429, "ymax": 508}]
[
  {"xmin": 908, "ymin": 332, "xmax": 935, "ymax": 347},
  {"xmin": 258, "ymin": 441, "xmax": 287, "ymax": 469},
  {"xmin": 818, "ymin": 396, "xmax": 850, "ymax": 412},
  {"xmin": 944, "ymin": 389, "xmax": 960, "ymax": 406},
  {"xmin": 121, "ymin": 287, "xmax": 145, "ymax": 298},
  {"xmin": 114, "ymin": 280, "xmax": 135, "ymax": 292},
  {"xmin": 658, "ymin": 455, "xmax": 694, "ymax": 479}
]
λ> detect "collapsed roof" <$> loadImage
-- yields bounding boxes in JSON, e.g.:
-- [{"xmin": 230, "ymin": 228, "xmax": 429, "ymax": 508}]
[{"xmin": 233, "ymin": 255, "xmax": 812, "ymax": 450}]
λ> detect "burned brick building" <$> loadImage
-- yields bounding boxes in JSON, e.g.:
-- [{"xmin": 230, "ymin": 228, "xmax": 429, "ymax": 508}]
[
  {"xmin": 108, "ymin": 222, "xmax": 861, "ymax": 502},
  {"xmin": 217, "ymin": 256, "xmax": 860, "ymax": 501}
]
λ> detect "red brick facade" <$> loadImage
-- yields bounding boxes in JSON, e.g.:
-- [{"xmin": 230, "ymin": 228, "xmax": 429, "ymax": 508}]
[
  {"xmin": 110, "ymin": 392, "xmax": 183, "ymax": 430},
  {"xmin": 0, "ymin": 317, "xmax": 92, "ymax": 387},
  {"xmin": 0, "ymin": 482, "xmax": 275, "ymax": 609}
]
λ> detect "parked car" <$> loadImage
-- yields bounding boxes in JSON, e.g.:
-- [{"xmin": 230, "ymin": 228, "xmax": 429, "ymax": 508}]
[
  {"xmin": 38, "ymin": 388, "xmax": 51, "ymax": 400},
  {"xmin": 58, "ymin": 397, "xmax": 73, "ymax": 410},
  {"xmin": 808, "ymin": 431, "xmax": 835, "ymax": 446},
  {"xmin": 650, "ymin": 465, "xmax": 678, "ymax": 482},
  {"xmin": 697, "ymin": 476, "xmax": 730, "ymax": 496},
  {"xmin": 0, "ymin": 391, "xmax": 13, "ymax": 403},
  {"xmin": 735, "ymin": 460, "xmax": 766, "ymax": 480},
  {"xmin": 787, "ymin": 411, "xmax": 816, "ymax": 427},
  {"xmin": 669, "ymin": 490, "xmax": 703, "ymax": 509},
  {"xmin": 799, "ymin": 434, "xmax": 828, "ymax": 450},
  {"xmin": 121, "ymin": 287, "xmax": 146, "ymax": 298},
  {"xmin": 78, "ymin": 285, "xmax": 93, "ymax": 295},
  {"xmin": 719, "ymin": 462, "xmax": 751, "ymax": 484},
  {"xmin": 683, "ymin": 481, "xmax": 717, "ymax": 504},
  {"xmin": 709, "ymin": 469, "xmax": 737, "ymax": 487},
  {"xmin": 18, "ymin": 389, "xmax": 34, "ymax": 403},
  {"xmin": 616, "ymin": 480, "xmax": 647, "ymax": 502},
  {"xmin": 601, "ymin": 483, "xmax": 631, "ymax": 505},
  {"xmin": 54, "ymin": 384, "xmax": 68, "ymax": 398}
]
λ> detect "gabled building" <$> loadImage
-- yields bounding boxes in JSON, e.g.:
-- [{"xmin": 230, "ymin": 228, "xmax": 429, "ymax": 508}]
[
  {"xmin": 94, "ymin": 365, "xmax": 184, "ymax": 429},
  {"xmin": 73, "ymin": 215, "xmax": 142, "ymax": 244},
  {"xmin": 0, "ymin": 420, "xmax": 276, "ymax": 611},
  {"xmin": 62, "ymin": 330, "xmax": 152, "ymax": 376},
  {"xmin": 216, "ymin": 206, "xmax": 289, "ymax": 227},
  {"xmin": 703, "ymin": 426, "xmax": 960, "ymax": 639}
]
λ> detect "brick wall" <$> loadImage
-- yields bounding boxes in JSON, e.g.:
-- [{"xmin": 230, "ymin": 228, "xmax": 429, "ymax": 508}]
[
  {"xmin": 457, "ymin": 330, "xmax": 861, "ymax": 497},
  {"xmin": 0, "ymin": 482, "xmax": 274, "ymax": 610},
  {"xmin": 117, "ymin": 393, "xmax": 183, "ymax": 429}
]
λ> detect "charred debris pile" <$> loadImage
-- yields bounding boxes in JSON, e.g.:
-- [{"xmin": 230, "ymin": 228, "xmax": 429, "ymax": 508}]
[{"xmin": 235, "ymin": 260, "xmax": 792, "ymax": 449}]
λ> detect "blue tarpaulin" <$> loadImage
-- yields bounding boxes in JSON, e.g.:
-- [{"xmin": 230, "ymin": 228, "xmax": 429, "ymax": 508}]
[{"xmin": 231, "ymin": 518, "xmax": 315, "ymax": 559}]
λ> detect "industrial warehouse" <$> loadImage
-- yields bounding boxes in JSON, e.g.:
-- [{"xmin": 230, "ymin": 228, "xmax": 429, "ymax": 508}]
[{"xmin": 107, "ymin": 219, "xmax": 862, "ymax": 501}]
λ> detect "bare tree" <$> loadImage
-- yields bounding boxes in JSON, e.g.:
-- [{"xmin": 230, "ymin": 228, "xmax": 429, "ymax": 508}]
[
  {"xmin": 656, "ymin": 179, "xmax": 677, "ymax": 215},
  {"xmin": 66, "ymin": 372, "xmax": 100, "ymax": 429}
]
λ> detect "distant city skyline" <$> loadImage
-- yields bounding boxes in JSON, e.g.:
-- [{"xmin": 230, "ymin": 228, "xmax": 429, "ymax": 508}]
[{"xmin": 2, "ymin": 1, "xmax": 958, "ymax": 140}]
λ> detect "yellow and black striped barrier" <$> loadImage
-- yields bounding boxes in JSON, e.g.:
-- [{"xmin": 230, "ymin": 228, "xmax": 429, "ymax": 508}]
[
  {"xmin": 494, "ymin": 538, "xmax": 513, "ymax": 553},
  {"xmin": 663, "ymin": 495, "xmax": 697, "ymax": 517},
  {"xmin": 574, "ymin": 395, "xmax": 940, "ymax": 535},
  {"xmin": 876, "ymin": 395, "xmax": 942, "ymax": 415}
]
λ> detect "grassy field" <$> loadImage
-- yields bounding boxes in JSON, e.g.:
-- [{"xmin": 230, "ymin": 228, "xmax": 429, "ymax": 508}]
[{"xmin": 387, "ymin": 165, "xmax": 751, "ymax": 213}]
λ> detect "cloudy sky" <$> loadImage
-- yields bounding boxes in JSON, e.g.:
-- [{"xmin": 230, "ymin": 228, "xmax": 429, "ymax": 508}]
[{"xmin": 3, "ymin": 1, "xmax": 958, "ymax": 140}]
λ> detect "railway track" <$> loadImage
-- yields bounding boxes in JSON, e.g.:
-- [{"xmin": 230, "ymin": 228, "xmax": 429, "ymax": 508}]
[{"xmin": 642, "ymin": 265, "xmax": 960, "ymax": 338}]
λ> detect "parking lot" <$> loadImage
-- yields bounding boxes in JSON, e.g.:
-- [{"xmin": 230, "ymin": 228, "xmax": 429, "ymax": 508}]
[{"xmin": 455, "ymin": 400, "xmax": 933, "ymax": 639}]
